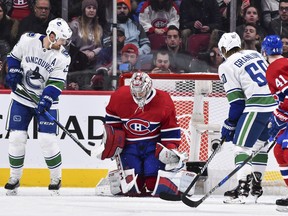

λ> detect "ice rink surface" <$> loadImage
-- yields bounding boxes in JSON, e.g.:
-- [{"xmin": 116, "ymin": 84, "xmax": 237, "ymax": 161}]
[{"xmin": 0, "ymin": 187, "xmax": 287, "ymax": 216}]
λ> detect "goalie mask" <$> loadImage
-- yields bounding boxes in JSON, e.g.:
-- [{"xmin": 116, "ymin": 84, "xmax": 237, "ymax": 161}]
[
  {"xmin": 130, "ymin": 72, "xmax": 152, "ymax": 108},
  {"xmin": 46, "ymin": 18, "xmax": 72, "ymax": 48}
]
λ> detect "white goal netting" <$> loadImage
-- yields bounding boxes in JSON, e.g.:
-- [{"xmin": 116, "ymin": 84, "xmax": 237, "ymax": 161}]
[{"xmin": 119, "ymin": 73, "xmax": 287, "ymax": 195}]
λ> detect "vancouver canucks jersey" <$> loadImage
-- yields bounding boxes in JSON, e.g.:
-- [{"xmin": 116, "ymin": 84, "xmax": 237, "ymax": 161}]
[
  {"xmin": 8, "ymin": 32, "xmax": 71, "ymax": 109},
  {"xmin": 218, "ymin": 49, "xmax": 277, "ymax": 113}
]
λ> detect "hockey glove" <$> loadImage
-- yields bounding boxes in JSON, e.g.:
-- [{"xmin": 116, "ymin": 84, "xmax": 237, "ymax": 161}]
[
  {"xmin": 37, "ymin": 95, "xmax": 53, "ymax": 114},
  {"xmin": 5, "ymin": 68, "xmax": 23, "ymax": 91},
  {"xmin": 155, "ymin": 143, "xmax": 188, "ymax": 171},
  {"xmin": 276, "ymin": 129, "xmax": 288, "ymax": 149},
  {"xmin": 221, "ymin": 119, "xmax": 237, "ymax": 142},
  {"xmin": 268, "ymin": 109, "xmax": 288, "ymax": 139}
]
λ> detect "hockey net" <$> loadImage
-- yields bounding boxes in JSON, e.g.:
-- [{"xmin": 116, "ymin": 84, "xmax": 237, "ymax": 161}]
[{"xmin": 118, "ymin": 73, "xmax": 286, "ymax": 195}]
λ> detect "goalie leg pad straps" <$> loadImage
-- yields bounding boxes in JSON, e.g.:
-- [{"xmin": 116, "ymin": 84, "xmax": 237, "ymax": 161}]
[
  {"xmin": 151, "ymin": 170, "xmax": 197, "ymax": 196},
  {"xmin": 108, "ymin": 169, "xmax": 140, "ymax": 195},
  {"xmin": 100, "ymin": 124, "xmax": 125, "ymax": 160}
]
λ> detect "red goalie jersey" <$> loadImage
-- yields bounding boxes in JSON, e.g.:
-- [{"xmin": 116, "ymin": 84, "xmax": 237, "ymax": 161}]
[
  {"xmin": 105, "ymin": 86, "xmax": 181, "ymax": 148},
  {"xmin": 266, "ymin": 57, "xmax": 288, "ymax": 112}
]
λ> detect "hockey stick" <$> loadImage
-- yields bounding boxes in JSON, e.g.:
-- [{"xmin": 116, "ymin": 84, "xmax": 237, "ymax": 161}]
[
  {"xmin": 159, "ymin": 139, "xmax": 225, "ymax": 201},
  {"xmin": 17, "ymin": 84, "xmax": 95, "ymax": 156},
  {"xmin": 181, "ymin": 140, "xmax": 275, "ymax": 208},
  {"xmin": 116, "ymin": 153, "xmax": 138, "ymax": 194}
]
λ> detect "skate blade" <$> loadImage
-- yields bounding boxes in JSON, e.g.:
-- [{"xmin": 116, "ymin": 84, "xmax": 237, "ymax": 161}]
[
  {"xmin": 223, "ymin": 197, "xmax": 246, "ymax": 204},
  {"xmin": 6, "ymin": 189, "xmax": 18, "ymax": 196},
  {"xmin": 276, "ymin": 205, "xmax": 288, "ymax": 212},
  {"xmin": 49, "ymin": 190, "xmax": 60, "ymax": 196}
]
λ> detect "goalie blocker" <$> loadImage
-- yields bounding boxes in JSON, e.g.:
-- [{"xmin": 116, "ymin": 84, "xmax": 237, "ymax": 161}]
[{"xmin": 97, "ymin": 124, "xmax": 125, "ymax": 160}]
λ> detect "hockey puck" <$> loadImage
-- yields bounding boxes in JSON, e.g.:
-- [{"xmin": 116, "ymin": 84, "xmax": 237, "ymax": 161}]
[{"xmin": 88, "ymin": 141, "xmax": 96, "ymax": 146}]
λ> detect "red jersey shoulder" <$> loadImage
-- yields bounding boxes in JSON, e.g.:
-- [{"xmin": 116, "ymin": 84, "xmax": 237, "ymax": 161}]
[{"xmin": 154, "ymin": 88, "xmax": 174, "ymax": 106}]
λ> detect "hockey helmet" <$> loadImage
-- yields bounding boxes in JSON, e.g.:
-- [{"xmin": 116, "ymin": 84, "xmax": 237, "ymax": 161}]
[
  {"xmin": 261, "ymin": 35, "xmax": 283, "ymax": 56},
  {"xmin": 130, "ymin": 72, "xmax": 152, "ymax": 108},
  {"xmin": 46, "ymin": 18, "xmax": 72, "ymax": 45},
  {"xmin": 218, "ymin": 32, "xmax": 241, "ymax": 56}
]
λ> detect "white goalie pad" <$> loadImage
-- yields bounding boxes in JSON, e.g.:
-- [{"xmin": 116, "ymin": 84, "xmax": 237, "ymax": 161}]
[
  {"xmin": 151, "ymin": 170, "xmax": 197, "ymax": 196},
  {"xmin": 108, "ymin": 168, "xmax": 139, "ymax": 195}
]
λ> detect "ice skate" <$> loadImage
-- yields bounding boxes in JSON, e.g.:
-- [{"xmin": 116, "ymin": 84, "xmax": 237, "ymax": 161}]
[
  {"xmin": 5, "ymin": 177, "xmax": 20, "ymax": 196},
  {"xmin": 276, "ymin": 197, "xmax": 288, "ymax": 212},
  {"xmin": 250, "ymin": 172, "xmax": 263, "ymax": 203},
  {"xmin": 48, "ymin": 178, "xmax": 61, "ymax": 196},
  {"xmin": 223, "ymin": 175, "xmax": 251, "ymax": 204}
]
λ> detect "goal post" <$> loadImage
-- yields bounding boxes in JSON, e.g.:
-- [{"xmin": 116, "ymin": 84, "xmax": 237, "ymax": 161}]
[{"xmin": 118, "ymin": 72, "xmax": 287, "ymax": 195}]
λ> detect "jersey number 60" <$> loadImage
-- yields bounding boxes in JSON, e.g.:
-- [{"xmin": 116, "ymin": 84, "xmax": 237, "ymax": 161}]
[{"xmin": 245, "ymin": 60, "xmax": 267, "ymax": 87}]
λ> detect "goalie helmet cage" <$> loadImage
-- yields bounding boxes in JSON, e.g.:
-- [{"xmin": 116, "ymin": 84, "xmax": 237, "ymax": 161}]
[{"xmin": 119, "ymin": 73, "xmax": 287, "ymax": 195}]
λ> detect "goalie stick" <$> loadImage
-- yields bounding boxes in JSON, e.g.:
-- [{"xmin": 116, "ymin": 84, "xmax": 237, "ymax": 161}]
[
  {"xmin": 159, "ymin": 139, "xmax": 225, "ymax": 201},
  {"xmin": 17, "ymin": 84, "xmax": 95, "ymax": 156},
  {"xmin": 115, "ymin": 153, "xmax": 138, "ymax": 194},
  {"xmin": 181, "ymin": 140, "xmax": 275, "ymax": 208}
]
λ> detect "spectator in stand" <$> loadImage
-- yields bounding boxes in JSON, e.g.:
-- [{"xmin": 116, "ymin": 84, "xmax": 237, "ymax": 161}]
[
  {"xmin": 261, "ymin": 0, "xmax": 279, "ymax": 31},
  {"xmin": 0, "ymin": 2, "xmax": 19, "ymax": 48},
  {"xmin": 160, "ymin": 25, "xmax": 192, "ymax": 73},
  {"xmin": 139, "ymin": 0, "xmax": 179, "ymax": 35},
  {"xmin": 281, "ymin": 36, "xmax": 288, "ymax": 57},
  {"xmin": 117, "ymin": 0, "xmax": 151, "ymax": 55},
  {"xmin": 236, "ymin": 6, "xmax": 267, "ymax": 41},
  {"xmin": 7, "ymin": 0, "xmax": 33, "ymax": 21},
  {"xmin": 69, "ymin": 0, "xmax": 104, "ymax": 71},
  {"xmin": 90, "ymin": 43, "xmax": 141, "ymax": 90},
  {"xmin": 150, "ymin": 50, "xmax": 172, "ymax": 73},
  {"xmin": 268, "ymin": 0, "xmax": 288, "ymax": 38},
  {"xmin": 17, "ymin": 0, "xmax": 55, "ymax": 40},
  {"xmin": 179, "ymin": 0, "xmax": 222, "ymax": 51},
  {"xmin": 197, "ymin": 29, "xmax": 224, "ymax": 73},
  {"xmin": 0, "ymin": 40, "xmax": 10, "ymax": 89},
  {"xmin": 242, "ymin": 23, "xmax": 260, "ymax": 52},
  {"xmin": 219, "ymin": 0, "xmax": 261, "ymax": 32}
]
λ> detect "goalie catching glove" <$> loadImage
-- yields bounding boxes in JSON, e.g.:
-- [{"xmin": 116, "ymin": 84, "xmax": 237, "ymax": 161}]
[
  {"xmin": 155, "ymin": 142, "xmax": 188, "ymax": 171},
  {"xmin": 96, "ymin": 124, "xmax": 125, "ymax": 160}
]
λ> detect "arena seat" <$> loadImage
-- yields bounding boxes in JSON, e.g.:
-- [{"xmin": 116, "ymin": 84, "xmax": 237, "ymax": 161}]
[
  {"xmin": 187, "ymin": 33, "xmax": 210, "ymax": 57},
  {"xmin": 148, "ymin": 34, "xmax": 166, "ymax": 51}
]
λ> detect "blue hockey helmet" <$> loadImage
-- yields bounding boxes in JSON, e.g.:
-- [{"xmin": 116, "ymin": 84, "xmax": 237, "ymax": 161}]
[{"xmin": 261, "ymin": 35, "xmax": 283, "ymax": 56}]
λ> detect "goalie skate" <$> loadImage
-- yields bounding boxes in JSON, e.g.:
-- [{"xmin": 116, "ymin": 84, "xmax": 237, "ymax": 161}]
[
  {"xmin": 223, "ymin": 175, "xmax": 251, "ymax": 204},
  {"xmin": 5, "ymin": 177, "xmax": 20, "ymax": 196},
  {"xmin": 48, "ymin": 178, "xmax": 61, "ymax": 196},
  {"xmin": 276, "ymin": 198, "xmax": 288, "ymax": 212}
]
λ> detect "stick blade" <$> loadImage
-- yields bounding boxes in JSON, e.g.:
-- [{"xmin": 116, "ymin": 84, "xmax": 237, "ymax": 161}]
[
  {"xmin": 181, "ymin": 195, "xmax": 202, "ymax": 208},
  {"xmin": 159, "ymin": 192, "xmax": 181, "ymax": 201}
]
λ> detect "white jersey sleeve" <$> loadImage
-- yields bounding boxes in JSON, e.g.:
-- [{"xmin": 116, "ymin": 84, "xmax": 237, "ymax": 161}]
[
  {"xmin": 10, "ymin": 33, "xmax": 71, "ymax": 108},
  {"xmin": 218, "ymin": 50, "xmax": 277, "ymax": 113}
]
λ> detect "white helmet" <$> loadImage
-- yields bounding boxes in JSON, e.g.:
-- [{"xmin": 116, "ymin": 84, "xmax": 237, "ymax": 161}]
[
  {"xmin": 130, "ymin": 72, "xmax": 152, "ymax": 108},
  {"xmin": 218, "ymin": 32, "xmax": 241, "ymax": 55},
  {"xmin": 46, "ymin": 18, "xmax": 72, "ymax": 45}
]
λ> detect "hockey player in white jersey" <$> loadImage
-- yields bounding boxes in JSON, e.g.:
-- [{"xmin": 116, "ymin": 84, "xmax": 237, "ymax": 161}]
[
  {"xmin": 4, "ymin": 18, "xmax": 72, "ymax": 195},
  {"xmin": 218, "ymin": 32, "xmax": 277, "ymax": 204}
]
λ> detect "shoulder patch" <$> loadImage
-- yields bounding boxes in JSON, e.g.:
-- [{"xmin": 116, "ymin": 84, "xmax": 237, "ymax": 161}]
[
  {"xmin": 27, "ymin": 32, "xmax": 36, "ymax": 37},
  {"xmin": 61, "ymin": 49, "xmax": 70, "ymax": 57}
]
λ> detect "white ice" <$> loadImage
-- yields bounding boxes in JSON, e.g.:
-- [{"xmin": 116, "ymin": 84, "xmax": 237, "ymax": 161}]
[{"xmin": 0, "ymin": 187, "xmax": 286, "ymax": 216}]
